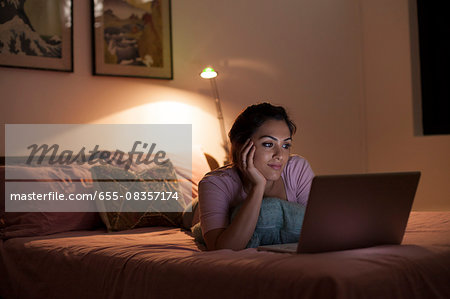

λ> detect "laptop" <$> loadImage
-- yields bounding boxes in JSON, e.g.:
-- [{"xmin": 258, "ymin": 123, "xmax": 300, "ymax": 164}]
[{"xmin": 257, "ymin": 171, "xmax": 421, "ymax": 254}]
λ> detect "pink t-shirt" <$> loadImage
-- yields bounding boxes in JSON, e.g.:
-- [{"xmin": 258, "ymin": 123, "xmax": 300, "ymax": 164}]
[{"xmin": 198, "ymin": 155, "xmax": 314, "ymax": 235}]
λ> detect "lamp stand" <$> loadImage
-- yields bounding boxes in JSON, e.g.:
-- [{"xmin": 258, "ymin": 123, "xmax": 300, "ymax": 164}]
[{"xmin": 209, "ymin": 78, "xmax": 231, "ymax": 165}]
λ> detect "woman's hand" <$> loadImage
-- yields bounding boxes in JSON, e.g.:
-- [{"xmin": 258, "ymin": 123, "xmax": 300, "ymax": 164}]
[{"xmin": 238, "ymin": 139, "xmax": 266, "ymax": 188}]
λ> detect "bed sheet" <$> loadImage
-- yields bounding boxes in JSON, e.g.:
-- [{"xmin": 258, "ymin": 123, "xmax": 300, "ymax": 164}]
[{"xmin": 1, "ymin": 212, "xmax": 449, "ymax": 299}]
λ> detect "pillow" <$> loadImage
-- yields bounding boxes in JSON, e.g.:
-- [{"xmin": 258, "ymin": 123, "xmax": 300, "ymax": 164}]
[
  {"xmin": 93, "ymin": 145, "xmax": 210, "ymax": 211},
  {"xmin": 192, "ymin": 197, "xmax": 306, "ymax": 248},
  {"xmin": 1, "ymin": 145, "xmax": 211, "ymax": 237},
  {"xmin": 1, "ymin": 145, "xmax": 211, "ymax": 238},
  {"xmin": 90, "ymin": 160, "xmax": 186, "ymax": 231},
  {"xmin": 172, "ymin": 144, "xmax": 212, "ymax": 200},
  {"xmin": 1, "ymin": 165, "xmax": 102, "ymax": 240},
  {"xmin": 232, "ymin": 197, "xmax": 306, "ymax": 248}
]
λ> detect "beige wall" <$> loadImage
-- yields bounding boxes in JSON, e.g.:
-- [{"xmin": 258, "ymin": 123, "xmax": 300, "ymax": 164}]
[
  {"xmin": 360, "ymin": 0, "xmax": 450, "ymax": 210},
  {"xmin": 1, "ymin": 0, "xmax": 448, "ymax": 209},
  {"xmin": 173, "ymin": 0, "xmax": 366, "ymax": 175},
  {"xmin": 0, "ymin": 0, "xmax": 366, "ymax": 172}
]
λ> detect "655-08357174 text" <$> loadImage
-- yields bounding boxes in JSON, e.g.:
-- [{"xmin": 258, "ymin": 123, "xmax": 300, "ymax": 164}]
[{"xmin": 9, "ymin": 191, "xmax": 179, "ymax": 201}]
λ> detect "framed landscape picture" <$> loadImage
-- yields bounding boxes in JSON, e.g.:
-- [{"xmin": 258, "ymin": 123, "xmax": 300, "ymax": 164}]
[
  {"xmin": 92, "ymin": 0, "xmax": 173, "ymax": 79},
  {"xmin": 0, "ymin": 0, "xmax": 73, "ymax": 72}
]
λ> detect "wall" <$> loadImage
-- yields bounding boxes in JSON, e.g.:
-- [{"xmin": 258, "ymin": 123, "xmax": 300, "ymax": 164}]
[
  {"xmin": 0, "ymin": 0, "xmax": 366, "ymax": 175},
  {"xmin": 360, "ymin": 0, "xmax": 450, "ymax": 210}
]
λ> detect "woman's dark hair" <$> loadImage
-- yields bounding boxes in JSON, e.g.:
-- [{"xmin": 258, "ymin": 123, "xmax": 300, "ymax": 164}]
[{"xmin": 228, "ymin": 102, "xmax": 296, "ymax": 163}]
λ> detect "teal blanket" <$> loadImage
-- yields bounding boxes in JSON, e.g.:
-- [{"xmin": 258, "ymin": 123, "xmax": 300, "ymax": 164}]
[{"xmin": 192, "ymin": 197, "xmax": 306, "ymax": 248}]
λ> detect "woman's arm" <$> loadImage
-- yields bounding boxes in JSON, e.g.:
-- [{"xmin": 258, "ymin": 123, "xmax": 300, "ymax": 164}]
[
  {"xmin": 203, "ymin": 140, "xmax": 266, "ymax": 250},
  {"xmin": 204, "ymin": 184, "xmax": 264, "ymax": 250}
]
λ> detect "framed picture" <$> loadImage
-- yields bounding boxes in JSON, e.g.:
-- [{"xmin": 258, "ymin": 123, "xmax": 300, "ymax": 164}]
[
  {"xmin": 92, "ymin": 0, "xmax": 173, "ymax": 80},
  {"xmin": 0, "ymin": 0, "xmax": 73, "ymax": 72}
]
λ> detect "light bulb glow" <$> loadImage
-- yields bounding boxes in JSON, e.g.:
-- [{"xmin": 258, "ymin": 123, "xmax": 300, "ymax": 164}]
[{"xmin": 200, "ymin": 67, "xmax": 218, "ymax": 79}]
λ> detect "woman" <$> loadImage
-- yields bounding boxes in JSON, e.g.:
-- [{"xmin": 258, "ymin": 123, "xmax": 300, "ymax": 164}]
[{"xmin": 198, "ymin": 103, "xmax": 314, "ymax": 250}]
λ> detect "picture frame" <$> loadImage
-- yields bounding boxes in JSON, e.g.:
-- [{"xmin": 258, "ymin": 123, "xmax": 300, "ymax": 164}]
[
  {"xmin": 91, "ymin": 0, "xmax": 173, "ymax": 80},
  {"xmin": 0, "ymin": 0, "xmax": 73, "ymax": 72}
]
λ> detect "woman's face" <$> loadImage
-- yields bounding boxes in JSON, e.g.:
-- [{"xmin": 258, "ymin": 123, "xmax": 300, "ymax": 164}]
[{"xmin": 250, "ymin": 119, "xmax": 292, "ymax": 181}]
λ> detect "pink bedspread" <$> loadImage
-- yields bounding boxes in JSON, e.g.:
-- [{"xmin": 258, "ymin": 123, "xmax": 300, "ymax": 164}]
[{"xmin": 1, "ymin": 212, "xmax": 450, "ymax": 299}]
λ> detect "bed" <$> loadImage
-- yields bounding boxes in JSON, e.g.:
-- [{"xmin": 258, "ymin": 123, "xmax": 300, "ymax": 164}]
[{"xmin": 1, "ymin": 151, "xmax": 450, "ymax": 299}]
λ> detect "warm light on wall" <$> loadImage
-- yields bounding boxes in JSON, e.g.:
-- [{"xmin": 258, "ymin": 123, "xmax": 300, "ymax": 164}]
[{"xmin": 92, "ymin": 97, "xmax": 226, "ymax": 164}]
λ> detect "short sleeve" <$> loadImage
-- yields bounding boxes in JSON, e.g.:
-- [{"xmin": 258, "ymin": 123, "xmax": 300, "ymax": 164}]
[
  {"xmin": 285, "ymin": 156, "xmax": 315, "ymax": 206},
  {"xmin": 198, "ymin": 174, "xmax": 235, "ymax": 236}
]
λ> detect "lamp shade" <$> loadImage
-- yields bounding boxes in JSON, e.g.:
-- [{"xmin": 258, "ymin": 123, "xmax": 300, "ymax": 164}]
[{"xmin": 200, "ymin": 67, "xmax": 218, "ymax": 79}]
